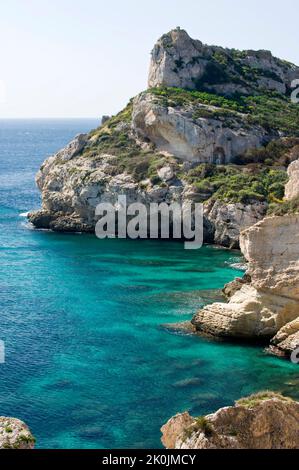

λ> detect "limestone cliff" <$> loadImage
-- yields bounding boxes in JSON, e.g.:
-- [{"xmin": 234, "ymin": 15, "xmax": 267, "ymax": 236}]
[
  {"xmin": 193, "ymin": 215, "xmax": 299, "ymax": 339},
  {"xmin": 0, "ymin": 417, "xmax": 35, "ymax": 449},
  {"xmin": 28, "ymin": 29, "xmax": 299, "ymax": 248},
  {"xmin": 192, "ymin": 157, "xmax": 299, "ymax": 356},
  {"xmin": 161, "ymin": 392, "xmax": 299, "ymax": 449}
]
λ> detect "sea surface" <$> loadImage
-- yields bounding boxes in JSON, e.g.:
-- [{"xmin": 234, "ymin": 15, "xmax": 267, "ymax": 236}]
[{"xmin": 0, "ymin": 119, "xmax": 298, "ymax": 449}]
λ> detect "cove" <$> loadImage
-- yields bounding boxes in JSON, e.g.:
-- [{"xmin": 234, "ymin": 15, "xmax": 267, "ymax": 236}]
[{"xmin": 0, "ymin": 119, "xmax": 298, "ymax": 449}]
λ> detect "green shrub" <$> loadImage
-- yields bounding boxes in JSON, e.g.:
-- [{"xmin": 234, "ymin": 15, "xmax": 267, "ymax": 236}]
[
  {"xmin": 194, "ymin": 416, "xmax": 213, "ymax": 436},
  {"xmin": 268, "ymin": 196, "xmax": 299, "ymax": 215}
]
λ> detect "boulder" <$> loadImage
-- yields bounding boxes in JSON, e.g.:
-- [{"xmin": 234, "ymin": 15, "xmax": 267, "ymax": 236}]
[{"xmin": 0, "ymin": 417, "xmax": 35, "ymax": 449}]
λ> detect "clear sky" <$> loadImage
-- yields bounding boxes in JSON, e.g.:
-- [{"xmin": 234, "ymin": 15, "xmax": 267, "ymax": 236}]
[{"xmin": 0, "ymin": 0, "xmax": 298, "ymax": 118}]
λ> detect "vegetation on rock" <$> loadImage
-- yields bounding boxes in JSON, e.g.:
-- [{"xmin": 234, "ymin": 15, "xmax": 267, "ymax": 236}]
[
  {"xmin": 236, "ymin": 391, "xmax": 292, "ymax": 408},
  {"xmin": 148, "ymin": 87, "xmax": 299, "ymax": 135}
]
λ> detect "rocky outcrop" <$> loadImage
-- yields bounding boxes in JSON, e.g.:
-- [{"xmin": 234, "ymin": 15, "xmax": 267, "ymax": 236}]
[
  {"xmin": 203, "ymin": 199, "xmax": 267, "ymax": 248},
  {"xmin": 28, "ymin": 131, "xmax": 267, "ymax": 246},
  {"xmin": 271, "ymin": 318, "xmax": 299, "ymax": 356},
  {"xmin": 192, "ymin": 154, "xmax": 299, "ymax": 354},
  {"xmin": 0, "ymin": 417, "xmax": 35, "ymax": 449},
  {"xmin": 285, "ymin": 159, "xmax": 299, "ymax": 200},
  {"xmin": 149, "ymin": 28, "xmax": 299, "ymax": 96},
  {"xmin": 192, "ymin": 214, "xmax": 299, "ymax": 341},
  {"xmin": 29, "ymin": 28, "xmax": 299, "ymax": 248},
  {"xmin": 161, "ymin": 392, "xmax": 299, "ymax": 449},
  {"xmin": 132, "ymin": 92, "xmax": 271, "ymax": 164}
]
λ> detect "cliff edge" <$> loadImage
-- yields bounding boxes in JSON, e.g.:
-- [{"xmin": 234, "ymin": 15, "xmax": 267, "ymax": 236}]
[{"xmin": 161, "ymin": 392, "xmax": 299, "ymax": 449}]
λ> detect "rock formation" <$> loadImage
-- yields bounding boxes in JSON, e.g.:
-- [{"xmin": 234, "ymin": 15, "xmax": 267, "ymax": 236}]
[
  {"xmin": 148, "ymin": 28, "xmax": 299, "ymax": 95},
  {"xmin": 0, "ymin": 417, "xmax": 35, "ymax": 449},
  {"xmin": 161, "ymin": 392, "xmax": 299, "ymax": 449},
  {"xmin": 132, "ymin": 91, "xmax": 271, "ymax": 164},
  {"xmin": 285, "ymin": 159, "xmax": 299, "ymax": 200},
  {"xmin": 28, "ymin": 29, "xmax": 299, "ymax": 249},
  {"xmin": 192, "ymin": 156, "xmax": 299, "ymax": 356}
]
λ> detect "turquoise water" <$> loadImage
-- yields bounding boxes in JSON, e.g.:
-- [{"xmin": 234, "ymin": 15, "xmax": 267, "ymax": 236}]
[{"xmin": 0, "ymin": 120, "xmax": 298, "ymax": 449}]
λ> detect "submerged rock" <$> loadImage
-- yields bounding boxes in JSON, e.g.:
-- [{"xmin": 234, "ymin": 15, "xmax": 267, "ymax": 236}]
[
  {"xmin": 161, "ymin": 392, "xmax": 299, "ymax": 449},
  {"xmin": 0, "ymin": 417, "xmax": 35, "ymax": 449}
]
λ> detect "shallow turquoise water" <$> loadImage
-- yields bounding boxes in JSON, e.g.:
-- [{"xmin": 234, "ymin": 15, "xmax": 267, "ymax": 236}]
[{"xmin": 0, "ymin": 120, "xmax": 298, "ymax": 449}]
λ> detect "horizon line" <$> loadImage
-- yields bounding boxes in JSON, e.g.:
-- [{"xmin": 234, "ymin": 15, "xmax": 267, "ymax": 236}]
[{"xmin": 0, "ymin": 116, "xmax": 101, "ymax": 120}]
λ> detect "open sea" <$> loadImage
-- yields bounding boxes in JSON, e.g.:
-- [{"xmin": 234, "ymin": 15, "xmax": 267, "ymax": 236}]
[{"xmin": 0, "ymin": 119, "xmax": 298, "ymax": 448}]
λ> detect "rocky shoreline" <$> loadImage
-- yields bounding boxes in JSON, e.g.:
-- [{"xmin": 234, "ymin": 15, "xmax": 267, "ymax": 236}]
[{"xmin": 190, "ymin": 154, "xmax": 299, "ymax": 357}]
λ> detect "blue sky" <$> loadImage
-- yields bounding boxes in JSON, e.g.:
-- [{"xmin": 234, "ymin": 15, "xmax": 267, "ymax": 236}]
[{"xmin": 0, "ymin": 0, "xmax": 298, "ymax": 118}]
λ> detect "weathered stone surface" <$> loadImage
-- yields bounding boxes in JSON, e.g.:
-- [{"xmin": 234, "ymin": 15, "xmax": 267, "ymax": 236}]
[
  {"xmin": 285, "ymin": 159, "xmax": 299, "ymax": 200},
  {"xmin": 132, "ymin": 92, "xmax": 271, "ymax": 164},
  {"xmin": 149, "ymin": 28, "xmax": 299, "ymax": 95},
  {"xmin": 222, "ymin": 276, "xmax": 250, "ymax": 299},
  {"xmin": 204, "ymin": 199, "xmax": 267, "ymax": 248},
  {"xmin": 28, "ymin": 132, "xmax": 265, "ymax": 247},
  {"xmin": 157, "ymin": 165, "xmax": 174, "ymax": 181},
  {"xmin": 161, "ymin": 412, "xmax": 194, "ymax": 449},
  {"xmin": 29, "ymin": 29, "xmax": 295, "ymax": 248},
  {"xmin": 0, "ymin": 417, "xmax": 35, "ymax": 449},
  {"xmin": 271, "ymin": 318, "xmax": 299, "ymax": 356},
  {"xmin": 161, "ymin": 393, "xmax": 299, "ymax": 449},
  {"xmin": 193, "ymin": 215, "xmax": 299, "ymax": 343},
  {"xmin": 240, "ymin": 215, "xmax": 299, "ymax": 299}
]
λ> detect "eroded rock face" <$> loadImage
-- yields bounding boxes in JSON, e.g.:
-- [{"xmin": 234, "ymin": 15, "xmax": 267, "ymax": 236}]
[
  {"xmin": 161, "ymin": 393, "xmax": 299, "ymax": 449},
  {"xmin": 132, "ymin": 92, "xmax": 270, "ymax": 164},
  {"xmin": 192, "ymin": 215, "xmax": 299, "ymax": 341},
  {"xmin": 192, "ymin": 153, "xmax": 299, "ymax": 354},
  {"xmin": 204, "ymin": 199, "xmax": 267, "ymax": 248},
  {"xmin": 148, "ymin": 28, "xmax": 299, "ymax": 95},
  {"xmin": 271, "ymin": 318, "xmax": 299, "ymax": 356},
  {"xmin": 30, "ymin": 29, "xmax": 297, "ymax": 245},
  {"xmin": 285, "ymin": 159, "xmax": 299, "ymax": 200},
  {"xmin": 0, "ymin": 417, "xmax": 35, "ymax": 449},
  {"xmin": 28, "ymin": 131, "xmax": 265, "ymax": 247}
]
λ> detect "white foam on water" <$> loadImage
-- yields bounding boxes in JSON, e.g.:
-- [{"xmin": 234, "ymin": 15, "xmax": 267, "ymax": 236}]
[{"xmin": 230, "ymin": 262, "xmax": 247, "ymax": 271}]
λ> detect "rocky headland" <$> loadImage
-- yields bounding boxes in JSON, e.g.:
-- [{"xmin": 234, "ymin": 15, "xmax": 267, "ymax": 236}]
[
  {"xmin": 28, "ymin": 28, "xmax": 299, "ymax": 248},
  {"xmin": 161, "ymin": 392, "xmax": 299, "ymax": 449},
  {"xmin": 0, "ymin": 417, "xmax": 35, "ymax": 449},
  {"xmin": 28, "ymin": 28, "xmax": 299, "ymax": 356}
]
